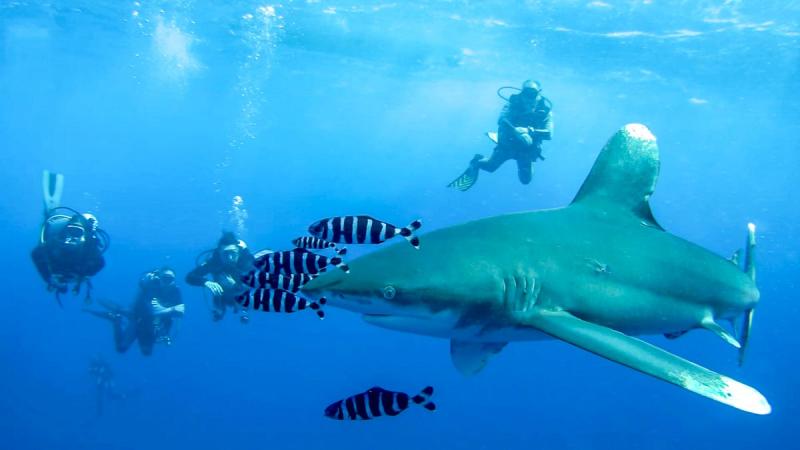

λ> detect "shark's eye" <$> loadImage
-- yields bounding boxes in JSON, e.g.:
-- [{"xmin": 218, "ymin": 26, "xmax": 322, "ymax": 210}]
[{"xmin": 382, "ymin": 285, "xmax": 396, "ymax": 300}]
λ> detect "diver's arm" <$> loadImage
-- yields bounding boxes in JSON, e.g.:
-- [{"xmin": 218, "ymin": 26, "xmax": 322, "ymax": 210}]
[
  {"xmin": 529, "ymin": 110, "xmax": 553, "ymax": 141},
  {"xmin": 497, "ymin": 101, "xmax": 513, "ymax": 127},
  {"xmin": 31, "ymin": 246, "xmax": 53, "ymax": 282},
  {"xmin": 150, "ymin": 298, "xmax": 185, "ymax": 317},
  {"xmin": 185, "ymin": 262, "xmax": 213, "ymax": 286}
]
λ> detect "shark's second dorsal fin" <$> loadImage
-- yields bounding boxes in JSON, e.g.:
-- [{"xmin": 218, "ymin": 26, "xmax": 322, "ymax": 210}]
[{"xmin": 570, "ymin": 124, "xmax": 663, "ymax": 230}]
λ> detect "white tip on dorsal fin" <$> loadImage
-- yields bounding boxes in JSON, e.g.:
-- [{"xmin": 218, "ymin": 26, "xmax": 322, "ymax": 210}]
[{"xmin": 702, "ymin": 316, "xmax": 741, "ymax": 349}]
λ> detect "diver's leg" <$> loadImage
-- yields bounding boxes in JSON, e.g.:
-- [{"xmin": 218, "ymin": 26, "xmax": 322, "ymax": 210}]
[
  {"xmin": 138, "ymin": 332, "xmax": 155, "ymax": 356},
  {"xmin": 448, "ymin": 147, "xmax": 510, "ymax": 191},
  {"xmin": 476, "ymin": 146, "xmax": 512, "ymax": 173},
  {"xmin": 212, "ymin": 295, "xmax": 226, "ymax": 321},
  {"xmin": 113, "ymin": 320, "xmax": 137, "ymax": 354},
  {"xmin": 516, "ymin": 149, "xmax": 534, "ymax": 185}
]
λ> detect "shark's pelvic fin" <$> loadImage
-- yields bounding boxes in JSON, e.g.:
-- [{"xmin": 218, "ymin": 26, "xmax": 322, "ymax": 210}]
[
  {"xmin": 701, "ymin": 317, "xmax": 741, "ymax": 349},
  {"xmin": 450, "ymin": 340, "xmax": 507, "ymax": 376},
  {"xmin": 523, "ymin": 309, "xmax": 770, "ymax": 415},
  {"xmin": 570, "ymin": 124, "xmax": 663, "ymax": 230}
]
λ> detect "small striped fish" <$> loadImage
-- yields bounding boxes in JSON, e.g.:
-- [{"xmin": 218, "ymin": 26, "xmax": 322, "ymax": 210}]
[
  {"xmin": 241, "ymin": 271, "xmax": 314, "ymax": 293},
  {"xmin": 255, "ymin": 248, "xmax": 349, "ymax": 275},
  {"xmin": 291, "ymin": 236, "xmax": 338, "ymax": 250},
  {"xmin": 324, "ymin": 386, "xmax": 435, "ymax": 421},
  {"xmin": 235, "ymin": 288, "xmax": 327, "ymax": 319},
  {"xmin": 308, "ymin": 216, "xmax": 422, "ymax": 249}
]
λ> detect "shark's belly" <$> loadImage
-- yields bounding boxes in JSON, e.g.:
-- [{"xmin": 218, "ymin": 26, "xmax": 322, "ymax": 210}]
[{"xmin": 361, "ymin": 311, "xmax": 551, "ymax": 342}]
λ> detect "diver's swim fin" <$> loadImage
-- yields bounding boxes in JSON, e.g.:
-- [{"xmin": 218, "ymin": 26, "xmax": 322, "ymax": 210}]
[
  {"xmin": 522, "ymin": 308, "xmax": 771, "ymax": 415},
  {"xmin": 447, "ymin": 166, "xmax": 479, "ymax": 191},
  {"xmin": 83, "ymin": 308, "xmax": 122, "ymax": 322},
  {"xmin": 42, "ymin": 170, "xmax": 64, "ymax": 213},
  {"xmin": 447, "ymin": 156, "xmax": 482, "ymax": 191}
]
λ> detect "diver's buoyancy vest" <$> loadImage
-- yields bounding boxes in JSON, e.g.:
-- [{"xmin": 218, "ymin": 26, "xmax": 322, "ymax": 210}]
[{"xmin": 507, "ymin": 95, "xmax": 551, "ymax": 128}]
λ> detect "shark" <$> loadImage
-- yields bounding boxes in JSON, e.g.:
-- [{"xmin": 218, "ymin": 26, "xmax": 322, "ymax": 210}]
[{"xmin": 301, "ymin": 124, "xmax": 770, "ymax": 415}]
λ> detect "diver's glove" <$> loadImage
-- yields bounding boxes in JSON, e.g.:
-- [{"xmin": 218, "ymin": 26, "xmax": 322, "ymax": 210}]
[
  {"xmin": 513, "ymin": 127, "xmax": 534, "ymax": 146},
  {"xmin": 204, "ymin": 280, "xmax": 224, "ymax": 297}
]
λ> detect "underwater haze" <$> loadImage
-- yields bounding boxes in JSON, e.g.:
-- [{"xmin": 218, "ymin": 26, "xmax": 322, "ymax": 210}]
[{"xmin": 1, "ymin": 1, "xmax": 799, "ymax": 449}]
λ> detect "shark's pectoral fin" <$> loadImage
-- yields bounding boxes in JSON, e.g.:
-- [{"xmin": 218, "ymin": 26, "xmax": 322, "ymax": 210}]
[
  {"xmin": 523, "ymin": 309, "xmax": 770, "ymax": 415},
  {"xmin": 450, "ymin": 340, "xmax": 507, "ymax": 376}
]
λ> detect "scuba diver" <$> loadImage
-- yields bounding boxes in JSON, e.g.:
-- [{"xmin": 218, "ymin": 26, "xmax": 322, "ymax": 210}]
[
  {"xmin": 448, "ymin": 80, "xmax": 554, "ymax": 191},
  {"xmin": 85, "ymin": 267, "xmax": 185, "ymax": 356},
  {"xmin": 31, "ymin": 170, "xmax": 109, "ymax": 304},
  {"xmin": 88, "ymin": 354, "xmax": 126, "ymax": 416},
  {"xmin": 186, "ymin": 231, "xmax": 255, "ymax": 323}
]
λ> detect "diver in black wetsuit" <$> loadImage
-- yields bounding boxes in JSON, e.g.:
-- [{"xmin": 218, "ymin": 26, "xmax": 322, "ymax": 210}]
[
  {"xmin": 448, "ymin": 80, "xmax": 554, "ymax": 191},
  {"xmin": 186, "ymin": 231, "xmax": 255, "ymax": 323},
  {"xmin": 89, "ymin": 355, "xmax": 126, "ymax": 416},
  {"xmin": 31, "ymin": 171, "xmax": 108, "ymax": 303},
  {"xmin": 85, "ymin": 267, "xmax": 184, "ymax": 356}
]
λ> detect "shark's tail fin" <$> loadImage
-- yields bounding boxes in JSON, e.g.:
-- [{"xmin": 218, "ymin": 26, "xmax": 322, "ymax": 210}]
[
  {"xmin": 309, "ymin": 297, "xmax": 327, "ymax": 319},
  {"xmin": 738, "ymin": 223, "xmax": 757, "ymax": 366},
  {"xmin": 399, "ymin": 220, "xmax": 422, "ymax": 249},
  {"xmin": 411, "ymin": 386, "xmax": 436, "ymax": 411}
]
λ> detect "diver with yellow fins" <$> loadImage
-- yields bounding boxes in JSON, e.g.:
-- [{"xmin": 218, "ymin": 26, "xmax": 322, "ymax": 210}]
[{"xmin": 449, "ymin": 80, "xmax": 554, "ymax": 191}]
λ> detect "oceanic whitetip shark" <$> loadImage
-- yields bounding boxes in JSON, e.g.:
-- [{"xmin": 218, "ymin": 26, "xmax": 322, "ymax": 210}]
[{"xmin": 301, "ymin": 124, "xmax": 770, "ymax": 415}]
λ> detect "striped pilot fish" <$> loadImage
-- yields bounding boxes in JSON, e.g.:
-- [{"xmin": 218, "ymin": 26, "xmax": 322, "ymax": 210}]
[
  {"xmin": 241, "ymin": 270, "xmax": 314, "ymax": 293},
  {"xmin": 308, "ymin": 216, "xmax": 422, "ymax": 249},
  {"xmin": 324, "ymin": 386, "xmax": 435, "ymax": 421},
  {"xmin": 291, "ymin": 236, "xmax": 338, "ymax": 250},
  {"xmin": 235, "ymin": 288, "xmax": 327, "ymax": 319},
  {"xmin": 255, "ymin": 248, "xmax": 349, "ymax": 275}
]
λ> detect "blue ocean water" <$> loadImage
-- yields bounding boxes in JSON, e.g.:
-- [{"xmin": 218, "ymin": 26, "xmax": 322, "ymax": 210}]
[{"xmin": 1, "ymin": 1, "xmax": 798, "ymax": 449}]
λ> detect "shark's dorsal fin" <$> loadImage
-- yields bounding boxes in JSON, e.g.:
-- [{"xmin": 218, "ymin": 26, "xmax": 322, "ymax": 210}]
[{"xmin": 571, "ymin": 124, "xmax": 663, "ymax": 230}]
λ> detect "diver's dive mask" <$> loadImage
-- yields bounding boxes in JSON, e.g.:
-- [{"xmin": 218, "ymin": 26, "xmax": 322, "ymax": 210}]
[
  {"xmin": 158, "ymin": 270, "xmax": 176, "ymax": 286},
  {"xmin": 64, "ymin": 224, "xmax": 86, "ymax": 244}
]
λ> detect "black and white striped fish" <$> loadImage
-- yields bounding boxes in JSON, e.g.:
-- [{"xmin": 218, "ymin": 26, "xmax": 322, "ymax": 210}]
[
  {"xmin": 255, "ymin": 248, "xmax": 349, "ymax": 275},
  {"xmin": 235, "ymin": 288, "xmax": 327, "ymax": 319},
  {"xmin": 308, "ymin": 216, "xmax": 422, "ymax": 249},
  {"xmin": 324, "ymin": 386, "xmax": 435, "ymax": 421},
  {"xmin": 291, "ymin": 236, "xmax": 338, "ymax": 250},
  {"xmin": 241, "ymin": 270, "xmax": 314, "ymax": 293}
]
